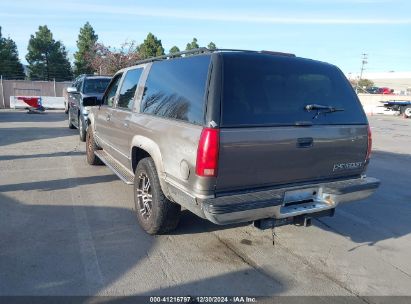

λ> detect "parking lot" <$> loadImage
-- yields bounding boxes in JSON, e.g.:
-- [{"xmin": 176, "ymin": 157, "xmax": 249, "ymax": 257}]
[{"xmin": 0, "ymin": 110, "xmax": 410, "ymax": 299}]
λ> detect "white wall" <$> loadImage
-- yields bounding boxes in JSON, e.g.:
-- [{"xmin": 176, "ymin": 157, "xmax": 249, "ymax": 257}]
[{"xmin": 10, "ymin": 96, "xmax": 65, "ymax": 109}]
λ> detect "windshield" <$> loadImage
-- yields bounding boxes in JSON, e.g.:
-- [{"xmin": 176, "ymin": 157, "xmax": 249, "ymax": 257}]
[
  {"xmin": 221, "ymin": 53, "xmax": 366, "ymax": 127},
  {"xmin": 83, "ymin": 78, "xmax": 111, "ymax": 94}
]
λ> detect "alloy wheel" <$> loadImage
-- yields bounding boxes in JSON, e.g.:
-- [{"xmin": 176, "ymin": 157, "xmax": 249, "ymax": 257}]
[{"xmin": 137, "ymin": 172, "xmax": 152, "ymax": 220}]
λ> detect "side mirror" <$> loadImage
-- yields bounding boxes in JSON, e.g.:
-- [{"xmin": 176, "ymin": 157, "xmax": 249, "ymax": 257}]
[
  {"xmin": 67, "ymin": 87, "xmax": 77, "ymax": 93},
  {"xmin": 82, "ymin": 96, "xmax": 99, "ymax": 107}
]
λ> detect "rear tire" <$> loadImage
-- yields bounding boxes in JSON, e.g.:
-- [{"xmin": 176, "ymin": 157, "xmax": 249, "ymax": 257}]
[
  {"xmin": 79, "ymin": 116, "xmax": 86, "ymax": 142},
  {"xmin": 134, "ymin": 157, "xmax": 181, "ymax": 235},
  {"xmin": 86, "ymin": 127, "xmax": 103, "ymax": 165},
  {"xmin": 68, "ymin": 110, "xmax": 75, "ymax": 129}
]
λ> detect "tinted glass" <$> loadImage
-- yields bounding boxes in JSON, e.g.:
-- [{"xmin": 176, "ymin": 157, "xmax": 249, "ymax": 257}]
[
  {"xmin": 221, "ymin": 53, "xmax": 366, "ymax": 127},
  {"xmin": 140, "ymin": 55, "xmax": 211, "ymax": 125},
  {"xmin": 75, "ymin": 79, "xmax": 82, "ymax": 92},
  {"xmin": 83, "ymin": 78, "xmax": 111, "ymax": 94},
  {"xmin": 102, "ymin": 74, "xmax": 122, "ymax": 107},
  {"xmin": 117, "ymin": 68, "xmax": 143, "ymax": 110}
]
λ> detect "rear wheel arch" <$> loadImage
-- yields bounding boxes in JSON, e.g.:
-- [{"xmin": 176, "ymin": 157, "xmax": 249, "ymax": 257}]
[
  {"xmin": 132, "ymin": 147, "xmax": 151, "ymax": 173},
  {"xmin": 130, "ymin": 137, "xmax": 169, "ymax": 198}
]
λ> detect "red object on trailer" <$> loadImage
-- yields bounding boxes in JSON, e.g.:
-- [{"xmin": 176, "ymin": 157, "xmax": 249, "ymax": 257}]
[{"xmin": 17, "ymin": 96, "xmax": 41, "ymax": 108}]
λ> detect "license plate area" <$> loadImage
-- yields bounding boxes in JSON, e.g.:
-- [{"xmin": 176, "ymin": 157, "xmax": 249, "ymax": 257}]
[
  {"xmin": 283, "ymin": 187, "xmax": 319, "ymax": 206},
  {"xmin": 279, "ymin": 187, "xmax": 334, "ymax": 217}
]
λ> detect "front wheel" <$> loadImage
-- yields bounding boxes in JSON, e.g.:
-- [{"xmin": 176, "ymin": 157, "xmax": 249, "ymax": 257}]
[
  {"xmin": 134, "ymin": 157, "xmax": 181, "ymax": 235},
  {"xmin": 86, "ymin": 127, "xmax": 102, "ymax": 165},
  {"xmin": 68, "ymin": 109, "xmax": 75, "ymax": 129},
  {"xmin": 79, "ymin": 116, "xmax": 86, "ymax": 142}
]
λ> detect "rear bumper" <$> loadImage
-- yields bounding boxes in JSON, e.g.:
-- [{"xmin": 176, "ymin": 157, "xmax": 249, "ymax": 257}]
[{"xmin": 201, "ymin": 177, "xmax": 380, "ymax": 225}]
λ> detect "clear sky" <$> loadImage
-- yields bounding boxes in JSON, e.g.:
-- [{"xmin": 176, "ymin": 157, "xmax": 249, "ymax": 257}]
[{"xmin": 0, "ymin": 0, "xmax": 410, "ymax": 74}]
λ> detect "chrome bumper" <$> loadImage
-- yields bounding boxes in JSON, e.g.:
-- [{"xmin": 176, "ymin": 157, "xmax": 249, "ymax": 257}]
[{"xmin": 201, "ymin": 177, "xmax": 380, "ymax": 225}]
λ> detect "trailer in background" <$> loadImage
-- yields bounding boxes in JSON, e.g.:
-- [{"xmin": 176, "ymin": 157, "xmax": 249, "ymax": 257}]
[{"xmin": 382, "ymin": 100, "xmax": 411, "ymax": 118}]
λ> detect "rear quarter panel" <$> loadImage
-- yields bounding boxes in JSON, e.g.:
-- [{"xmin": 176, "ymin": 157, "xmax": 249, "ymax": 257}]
[{"xmin": 128, "ymin": 114, "xmax": 214, "ymax": 197}]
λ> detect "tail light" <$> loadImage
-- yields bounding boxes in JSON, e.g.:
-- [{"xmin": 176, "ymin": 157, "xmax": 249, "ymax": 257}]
[
  {"xmin": 196, "ymin": 128, "xmax": 219, "ymax": 177},
  {"xmin": 365, "ymin": 125, "xmax": 372, "ymax": 162}
]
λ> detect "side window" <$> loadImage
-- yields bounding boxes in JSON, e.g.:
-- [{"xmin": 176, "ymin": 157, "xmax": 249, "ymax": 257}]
[
  {"xmin": 102, "ymin": 74, "xmax": 122, "ymax": 107},
  {"xmin": 117, "ymin": 68, "xmax": 143, "ymax": 110},
  {"xmin": 75, "ymin": 79, "xmax": 83, "ymax": 92},
  {"xmin": 140, "ymin": 55, "xmax": 211, "ymax": 125}
]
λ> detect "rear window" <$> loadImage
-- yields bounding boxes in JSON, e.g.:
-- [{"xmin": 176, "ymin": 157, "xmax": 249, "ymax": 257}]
[
  {"xmin": 140, "ymin": 55, "xmax": 211, "ymax": 125},
  {"xmin": 221, "ymin": 53, "xmax": 366, "ymax": 127},
  {"xmin": 84, "ymin": 78, "xmax": 111, "ymax": 94}
]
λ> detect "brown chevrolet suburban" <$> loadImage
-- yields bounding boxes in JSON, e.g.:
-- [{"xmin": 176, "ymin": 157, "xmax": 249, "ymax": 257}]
[{"xmin": 83, "ymin": 48, "xmax": 380, "ymax": 234}]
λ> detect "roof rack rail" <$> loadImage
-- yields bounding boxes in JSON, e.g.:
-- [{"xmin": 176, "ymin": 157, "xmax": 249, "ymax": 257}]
[
  {"xmin": 260, "ymin": 50, "xmax": 296, "ymax": 57},
  {"xmin": 134, "ymin": 47, "xmax": 296, "ymax": 66},
  {"xmin": 215, "ymin": 48, "xmax": 260, "ymax": 53},
  {"xmin": 135, "ymin": 47, "xmax": 211, "ymax": 65},
  {"xmin": 215, "ymin": 49, "xmax": 295, "ymax": 57}
]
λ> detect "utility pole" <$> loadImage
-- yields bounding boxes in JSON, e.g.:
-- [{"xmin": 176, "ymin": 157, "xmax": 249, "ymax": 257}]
[
  {"xmin": 356, "ymin": 53, "xmax": 368, "ymax": 93},
  {"xmin": 0, "ymin": 75, "xmax": 5, "ymax": 109}
]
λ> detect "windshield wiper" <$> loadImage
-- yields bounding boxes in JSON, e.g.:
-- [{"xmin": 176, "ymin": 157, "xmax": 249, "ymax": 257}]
[{"xmin": 305, "ymin": 104, "xmax": 344, "ymax": 119}]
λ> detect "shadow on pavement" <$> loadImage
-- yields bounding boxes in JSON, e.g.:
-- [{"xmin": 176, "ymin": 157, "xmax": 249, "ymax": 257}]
[
  {"xmin": 0, "ymin": 127, "xmax": 74, "ymax": 147},
  {"xmin": 0, "ymin": 192, "xmax": 286, "ymax": 296},
  {"xmin": 0, "ymin": 111, "xmax": 67, "ymax": 123},
  {"xmin": 0, "ymin": 175, "xmax": 119, "ymax": 192},
  {"xmin": 0, "ymin": 192, "xmax": 153, "ymax": 296},
  {"xmin": 0, "ymin": 151, "xmax": 84, "ymax": 161},
  {"xmin": 171, "ymin": 210, "xmax": 249, "ymax": 235}
]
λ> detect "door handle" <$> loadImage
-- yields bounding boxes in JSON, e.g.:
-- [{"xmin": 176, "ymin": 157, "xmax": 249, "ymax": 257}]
[{"xmin": 297, "ymin": 137, "xmax": 313, "ymax": 148}]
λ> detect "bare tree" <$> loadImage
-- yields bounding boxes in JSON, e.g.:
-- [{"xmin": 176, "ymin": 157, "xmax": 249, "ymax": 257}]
[{"xmin": 86, "ymin": 41, "xmax": 140, "ymax": 75}]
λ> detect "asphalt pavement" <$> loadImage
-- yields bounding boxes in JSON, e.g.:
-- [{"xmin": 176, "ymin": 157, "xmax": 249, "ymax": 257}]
[{"xmin": 0, "ymin": 110, "xmax": 410, "ymax": 299}]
